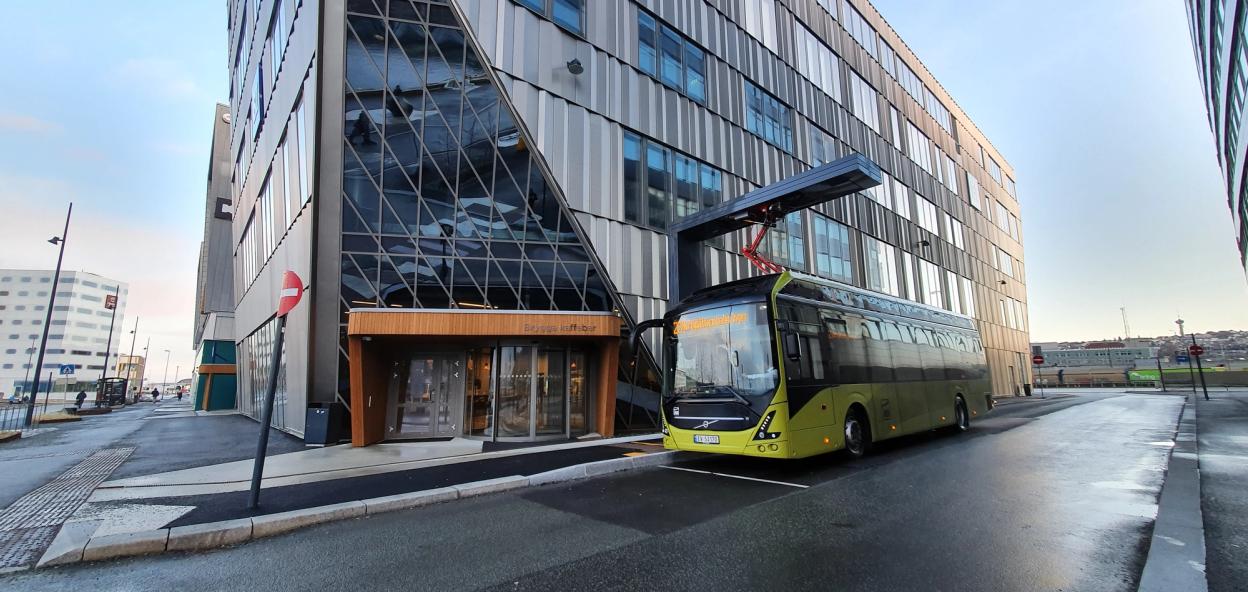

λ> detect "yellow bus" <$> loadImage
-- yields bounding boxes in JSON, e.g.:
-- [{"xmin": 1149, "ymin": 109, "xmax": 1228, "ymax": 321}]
[{"xmin": 660, "ymin": 271, "xmax": 992, "ymax": 459}]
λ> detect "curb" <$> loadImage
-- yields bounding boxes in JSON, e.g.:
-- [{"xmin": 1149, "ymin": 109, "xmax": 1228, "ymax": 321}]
[
  {"xmin": 1138, "ymin": 398, "xmax": 1209, "ymax": 592},
  {"xmin": 33, "ymin": 450, "xmax": 677, "ymax": 569}
]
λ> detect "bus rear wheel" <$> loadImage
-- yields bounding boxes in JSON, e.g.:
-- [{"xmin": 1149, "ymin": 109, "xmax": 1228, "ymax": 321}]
[
  {"xmin": 843, "ymin": 408, "xmax": 871, "ymax": 458},
  {"xmin": 953, "ymin": 396, "xmax": 970, "ymax": 433}
]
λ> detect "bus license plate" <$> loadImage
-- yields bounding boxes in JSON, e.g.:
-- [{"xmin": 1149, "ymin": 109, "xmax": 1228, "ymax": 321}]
[{"xmin": 693, "ymin": 434, "xmax": 720, "ymax": 445}]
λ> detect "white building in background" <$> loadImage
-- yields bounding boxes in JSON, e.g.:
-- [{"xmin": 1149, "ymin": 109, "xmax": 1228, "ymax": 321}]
[{"xmin": 0, "ymin": 270, "xmax": 128, "ymax": 395}]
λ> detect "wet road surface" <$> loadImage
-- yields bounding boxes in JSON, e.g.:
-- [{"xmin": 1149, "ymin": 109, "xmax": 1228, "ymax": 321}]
[
  {"xmin": 3, "ymin": 392, "xmax": 1185, "ymax": 591},
  {"xmin": 1197, "ymin": 390, "xmax": 1248, "ymax": 592}
]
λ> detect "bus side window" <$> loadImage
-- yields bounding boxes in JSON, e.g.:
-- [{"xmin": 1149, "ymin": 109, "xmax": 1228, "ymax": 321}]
[
  {"xmin": 914, "ymin": 327, "xmax": 945, "ymax": 382},
  {"xmin": 823, "ymin": 313, "xmax": 867, "ymax": 384},
  {"xmin": 863, "ymin": 319, "xmax": 894, "ymax": 382},
  {"xmin": 892, "ymin": 323, "xmax": 923, "ymax": 382}
]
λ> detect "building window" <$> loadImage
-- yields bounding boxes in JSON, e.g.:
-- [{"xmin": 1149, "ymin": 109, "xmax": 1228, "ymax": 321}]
[
  {"xmin": 988, "ymin": 156, "xmax": 1003, "ymax": 185},
  {"xmin": 924, "ymin": 86, "xmax": 952, "ymax": 134},
  {"xmin": 944, "ymin": 213, "xmax": 965, "ymax": 250},
  {"xmin": 514, "ymin": 0, "xmax": 584, "ymax": 35},
  {"xmin": 269, "ymin": 0, "xmax": 287, "ymax": 75},
  {"xmin": 637, "ymin": 9, "xmax": 706, "ymax": 104},
  {"xmin": 943, "ymin": 155, "xmax": 958, "ymax": 194},
  {"xmin": 915, "ymin": 196, "xmax": 938, "ymax": 235},
  {"xmin": 862, "ymin": 236, "xmax": 899, "ymax": 297},
  {"xmin": 744, "ymin": 81, "xmax": 793, "ymax": 152},
  {"xmin": 841, "ymin": 0, "xmax": 878, "ymax": 59},
  {"xmin": 917, "ymin": 258, "xmax": 943, "ymax": 308},
  {"xmin": 961, "ymin": 276, "xmax": 976, "ymax": 317},
  {"xmin": 622, "ymin": 132, "xmax": 723, "ymax": 231},
  {"xmin": 945, "ymin": 270, "xmax": 961, "ymax": 313},
  {"xmin": 905, "ymin": 120, "xmax": 933, "ymax": 174},
  {"xmin": 794, "ymin": 24, "xmax": 842, "ymax": 104},
  {"xmin": 996, "ymin": 247, "xmax": 1014, "ymax": 278},
  {"xmin": 966, "ymin": 171, "xmax": 981, "ymax": 210},
  {"xmin": 1004, "ymin": 174, "xmax": 1016, "ymax": 198},
  {"xmin": 995, "ymin": 200, "xmax": 1011, "ymax": 235},
  {"xmin": 766, "ymin": 212, "xmax": 806, "ymax": 270},
  {"xmin": 812, "ymin": 214, "xmax": 852, "ymax": 282},
  {"xmin": 848, "ymin": 70, "xmax": 880, "ymax": 133},
  {"xmin": 741, "ymin": 0, "xmax": 779, "ymax": 53},
  {"xmin": 890, "ymin": 176, "xmax": 911, "ymax": 219}
]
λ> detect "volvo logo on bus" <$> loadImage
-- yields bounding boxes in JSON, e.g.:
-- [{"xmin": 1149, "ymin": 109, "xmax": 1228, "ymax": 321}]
[{"xmin": 696, "ymin": 419, "xmax": 718, "ymax": 430}]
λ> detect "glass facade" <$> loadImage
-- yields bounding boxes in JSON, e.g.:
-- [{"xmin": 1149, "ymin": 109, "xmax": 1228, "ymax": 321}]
[{"xmin": 339, "ymin": 2, "xmax": 656, "ymax": 432}]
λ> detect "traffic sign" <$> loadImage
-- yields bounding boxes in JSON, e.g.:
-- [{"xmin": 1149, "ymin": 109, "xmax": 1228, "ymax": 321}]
[
  {"xmin": 58, "ymin": 364, "xmax": 75, "ymax": 375},
  {"xmin": 276, "ymin": 271, "xmax": 304, "ymax": 318},
  {"xmin": 1032, "ymin": 354, "xmax": 1044, "ymax": 365},
  {"xmin": 1176, "ymin": 354, "xmax": 1190, "ymax": 363},
  {"xmin": 104, "ymin": 294, "xmax": 117, "ymax": 310},
  {"xmin": 1188, "ymin": 344, "xmax": 1205, "ymax": 357}
]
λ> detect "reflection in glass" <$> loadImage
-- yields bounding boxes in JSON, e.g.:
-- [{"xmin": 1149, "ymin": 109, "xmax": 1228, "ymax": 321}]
[
  {"xmin": 569, "ymin": 351, "xmax": 587, "ymax": 434},
  {"xmin": 536, "ymin": 350, "xmax": 565, "ymax": 435},
  {"xmin": 497, "ymin": 346, "xmax": 532, "ymax": 437}
]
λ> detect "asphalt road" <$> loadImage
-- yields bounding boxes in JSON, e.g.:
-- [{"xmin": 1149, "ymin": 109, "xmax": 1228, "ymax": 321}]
[{"xmin": 3, "ymin": 392, "xmax": 1190, "ymax": 591}]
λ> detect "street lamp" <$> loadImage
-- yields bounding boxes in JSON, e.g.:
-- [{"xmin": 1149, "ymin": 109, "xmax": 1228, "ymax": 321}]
[
  {"xmin": 162, "ymin": 349, "xmax": 171, "ymax": 387},
  {"xmin": 25, "ymin": 203, "xmax": 72, "ymax": 427}
]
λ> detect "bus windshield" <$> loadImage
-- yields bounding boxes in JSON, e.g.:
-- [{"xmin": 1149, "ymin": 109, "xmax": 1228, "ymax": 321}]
[{"xmin": 670, "ymin": 302, "xmax": 777, "ymax": 398}]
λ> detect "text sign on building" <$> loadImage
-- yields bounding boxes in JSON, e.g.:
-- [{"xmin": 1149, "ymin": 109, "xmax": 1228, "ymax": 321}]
[
  {"xmin": 104, "ymin": 294, "xmax": 118, "ymax": 310},
  {"xmin": 58, "ymin": 364, "xmax": 75, "ymax": 376}
]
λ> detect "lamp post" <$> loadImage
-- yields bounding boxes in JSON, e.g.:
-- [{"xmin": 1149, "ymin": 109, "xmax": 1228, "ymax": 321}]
[
  {"xmin": 25, "ymin": 203, "xmax": 72, "ymax": 427},
  {"xmin": 139, "ymin": 338, "xmax": 150, "ymax": 397},
  {"xmin": 125, "ymin": 317, "xmax": 139, "ymax": 401},
  {"xmin": 102, "ymin": 285, "xmax": 120, "ymax": 380},
  {"xmin": 21, "ymin": 338, "xmax": 36, "ymax": 399},
  {"xmin": 162, "ymin": 349, "xmax": 171, "ymax": 388}
]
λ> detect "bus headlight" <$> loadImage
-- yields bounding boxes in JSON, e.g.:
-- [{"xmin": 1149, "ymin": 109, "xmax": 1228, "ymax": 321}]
[{"xmin": 753, "ymin": 411, "xmax": 781, "ymax": 441}]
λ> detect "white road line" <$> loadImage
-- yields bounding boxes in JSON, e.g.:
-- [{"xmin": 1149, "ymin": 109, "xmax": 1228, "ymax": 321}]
[{"xmin": 661, "ymin": 465, "xmax": 809, "ymax": 489}]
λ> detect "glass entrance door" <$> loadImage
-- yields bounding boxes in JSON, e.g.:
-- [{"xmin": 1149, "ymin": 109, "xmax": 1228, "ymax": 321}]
[
  {"xmin": 490, "ymin": 345, "xmax": 585, "ymax": 440},
  {"xmin": 386, "ymin": 354, "xmax": 463, "ymax": 439}
]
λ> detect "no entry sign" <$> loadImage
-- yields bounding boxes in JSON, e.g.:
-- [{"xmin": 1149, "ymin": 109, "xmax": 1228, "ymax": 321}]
[
  {"xmin": 1032, "ymin": 354, "xmax": 1044, "ymax": 365},
  {"xmin": 276, "ymin": 271, "xmax": 304, "ymax": 317},
  {"xmin": 1188, "ymin": 344, "xmax": 1205, "ymax": 357}
]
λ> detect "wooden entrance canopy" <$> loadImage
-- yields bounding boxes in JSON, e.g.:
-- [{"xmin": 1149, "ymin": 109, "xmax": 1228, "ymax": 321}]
[{"xmin": 346, "ymin": 309, "xmax": 623, "ymax": 446}]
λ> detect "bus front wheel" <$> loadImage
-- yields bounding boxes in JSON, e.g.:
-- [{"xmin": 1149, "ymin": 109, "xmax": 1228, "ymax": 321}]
[
  {"xmin": 953, "ymin": 396, "xmax": 970, "ymax": 433},
  {"xmin": 843, "ymin": 407, "xmax": 871, "ymax": 458}
]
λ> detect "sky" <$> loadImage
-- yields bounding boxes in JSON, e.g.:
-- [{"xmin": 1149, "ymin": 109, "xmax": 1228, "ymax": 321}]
[
  {"xmin": 0, "ymin": 1, "xmax": 226, "ymax": 381},
  {"xmin": 0, "ymin": 0, "xmax": 1244, "ymax": 375},
  {"xmin": 871, "ymin": 0, "xmax": 1248, "ymax": 341}
]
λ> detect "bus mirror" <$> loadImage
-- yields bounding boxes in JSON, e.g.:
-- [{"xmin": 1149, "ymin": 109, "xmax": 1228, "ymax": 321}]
[{"xmin": 784, "ymin": 331, "xmax": 801, "ymax": 360}]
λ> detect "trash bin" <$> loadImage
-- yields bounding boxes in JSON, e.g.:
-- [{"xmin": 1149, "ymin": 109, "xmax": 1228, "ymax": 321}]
[
  {"xmin": 1022, "ymin": 383, "xmax": 1033, "ymax": 397},
  {"xmin": 305, "ymin": 402, "xmax": 344, "ymax": 445}
]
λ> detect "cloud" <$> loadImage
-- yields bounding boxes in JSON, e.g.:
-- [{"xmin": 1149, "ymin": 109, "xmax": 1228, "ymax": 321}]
[
  {"xmin": 113, "ymin": 58, "xmax": 202, "ymax": 100},
  {"xmin": 0, "ymin": 112, "xmax": 61, "ymax": 134}
]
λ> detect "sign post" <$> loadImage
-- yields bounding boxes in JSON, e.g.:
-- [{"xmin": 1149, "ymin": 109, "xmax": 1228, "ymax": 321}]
[
  {"xmin": 248, "ymin": 271, "xmax": 304, "ymax": 509},
  {"xmin": 1189, "ymin": 339, "xmax": 1209, "ymax": 401}
]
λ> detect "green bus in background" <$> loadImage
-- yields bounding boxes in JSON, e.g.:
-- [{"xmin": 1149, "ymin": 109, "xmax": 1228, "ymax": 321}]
[{"xmin": 661, "ymin": 271, "xmax": 993, "ymax": 459}]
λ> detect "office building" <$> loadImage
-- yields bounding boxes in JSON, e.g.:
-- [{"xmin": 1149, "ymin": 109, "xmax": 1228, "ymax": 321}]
[
  {"xmin": 223, "ymin": 0, "xmax": 1030, "ymax": 442},
  {"xmin": 194, "ymin": 103, "xmax": 239, "ymax": 411},
  {"xmin": 1186, "ymin": 0, "xmax": 1248, "ymax": 270},
  {"xmin": 0, "ymin": 270, "xmax": 128, "ymax": 395}
]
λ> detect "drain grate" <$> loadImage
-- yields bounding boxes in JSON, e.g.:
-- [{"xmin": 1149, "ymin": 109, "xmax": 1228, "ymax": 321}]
[{"xmin": 0, "ymin": 447, "xmax": 133, "ymax": 568}]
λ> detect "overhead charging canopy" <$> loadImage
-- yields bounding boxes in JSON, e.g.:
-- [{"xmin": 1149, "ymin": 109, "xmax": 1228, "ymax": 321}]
[{"xmin": 666, "ymin": 153, "xmax": 882, "ymax": 302}]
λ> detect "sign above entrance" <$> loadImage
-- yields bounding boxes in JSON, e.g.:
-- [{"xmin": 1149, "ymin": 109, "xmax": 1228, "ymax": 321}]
[
  {"xmin": 347, "ymin": 309, "xmax": 621, "ymax": 339},
  {"xmin": 277, "ymin": 271, "xmax": 304, "ymax": 318}
]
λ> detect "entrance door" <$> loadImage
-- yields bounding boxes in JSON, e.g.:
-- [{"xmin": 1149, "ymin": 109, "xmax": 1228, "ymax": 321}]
[
  {"xmin": 491, "ymin": 346, "xmax": 581, "ymax": 440},
  {"xmin": 386, "ymin": 354, "xmax": 463, "ymax": 439}
]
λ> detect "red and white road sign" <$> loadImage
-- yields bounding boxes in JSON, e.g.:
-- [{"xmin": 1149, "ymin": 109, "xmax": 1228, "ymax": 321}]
[
  {"xmin": 104, "ymin": 294, "xmax": 117, "ymax": 310},
  {"xmin": 276, "ymin": 271, "xmax": 304, "ymax": 317},
  {"xmin": 1032, "ymin": 354, "xmax": 1044, "ymax": 365},
  {"xmin": 1188, "ymin": 344, "xmax": 1205, "ymax": 357}
]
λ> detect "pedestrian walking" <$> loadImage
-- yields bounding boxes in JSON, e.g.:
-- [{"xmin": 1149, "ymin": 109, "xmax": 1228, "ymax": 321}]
[
  {"xmin": 75, "ymin": 390, "xmax": 87, "ymax": 409},
  {"xmin": 151, "ymin": 387, "xmax": 160, "ymax": 402},
  {"xmin": 176, "ymin": 387, "xmax": 183, "ymax": 402}
]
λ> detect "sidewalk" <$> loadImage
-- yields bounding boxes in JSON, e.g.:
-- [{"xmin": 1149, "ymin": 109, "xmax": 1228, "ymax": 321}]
[{"xmin": 0, "ymin": 400, "xmax": 669, "ymax": 570}]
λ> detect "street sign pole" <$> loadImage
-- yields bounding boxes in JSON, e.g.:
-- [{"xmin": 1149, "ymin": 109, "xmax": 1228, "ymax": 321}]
[
  {"xmin": 1191, "ymin": 337, "xmax": 1209, "ymax": 401},
  {"xmin": 248, "ymin": 271, "xmax": 304, "ymax": 510},
  {"xmin": 1155, "ymin": 356, "xmax": 1166, "ymax": 392}
]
